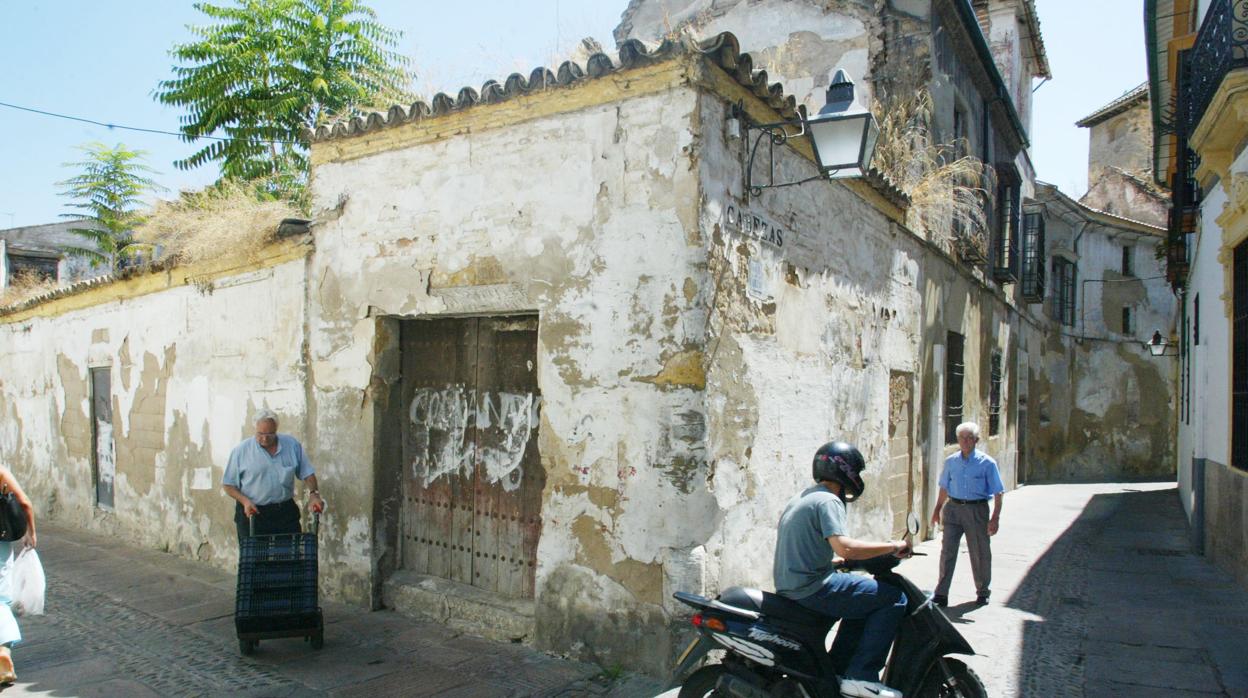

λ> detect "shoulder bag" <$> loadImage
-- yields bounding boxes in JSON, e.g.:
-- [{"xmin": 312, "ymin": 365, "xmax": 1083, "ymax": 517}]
[{"xmin": 0, "ymin": 480, "xmax": 27, "ymax": 542}]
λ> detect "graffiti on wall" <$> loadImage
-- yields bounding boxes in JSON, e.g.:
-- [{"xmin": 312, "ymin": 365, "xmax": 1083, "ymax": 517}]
[{"xmin": 408, "ymin": 386, "xmax": 540, "ymax": 491}]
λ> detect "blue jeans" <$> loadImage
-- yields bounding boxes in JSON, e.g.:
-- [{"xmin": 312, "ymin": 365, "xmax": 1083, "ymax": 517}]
[{"xmin": 795, "ymin": 573, "xmax": 907, "ymax": 681}]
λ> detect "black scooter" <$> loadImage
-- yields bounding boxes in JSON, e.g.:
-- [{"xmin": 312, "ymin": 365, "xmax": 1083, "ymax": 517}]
[{"xmin": 668, "ymin": 515, "xmax": 986, "ymax": 698}]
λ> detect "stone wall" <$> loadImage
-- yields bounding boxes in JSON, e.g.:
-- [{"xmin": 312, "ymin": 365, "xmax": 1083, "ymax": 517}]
[{"xmin": 0, "ymin": 246, "xmax": 311, "ymax": 576}]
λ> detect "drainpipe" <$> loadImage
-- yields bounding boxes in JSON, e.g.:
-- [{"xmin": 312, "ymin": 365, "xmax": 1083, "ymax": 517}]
[{"xmin": 1073, "ymin": 220, "xmax": 1092, "ymax": 336}]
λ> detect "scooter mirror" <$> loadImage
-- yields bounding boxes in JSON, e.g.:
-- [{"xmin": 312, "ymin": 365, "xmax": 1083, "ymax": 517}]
[{"xmin": 907, "ymin": 512, "xmax": 920, "ymax": 536}]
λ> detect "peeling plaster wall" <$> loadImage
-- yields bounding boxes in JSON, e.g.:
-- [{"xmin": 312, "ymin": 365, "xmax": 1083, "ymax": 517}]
[
  {"xmin": 691, "ymin": 86, "xmax": 1017, "ymax": 609},
  {"xmin": 1086, "ymin": 103, "xmax": 1154, "ymax": 188},
  {"xmin": 0, "ymin": 261, "xmax": 308, "ymax": 573},
  {"xmin": 615, "ymin": 0, "xmax": 881, "ymax": 112},
  {"xmin": 308, "ymin": 84, "xmax": 713, "ymax": 672},
  {"xmin": 1018, "ymin": 203, "xmax": 1177, "ymax": 482}
]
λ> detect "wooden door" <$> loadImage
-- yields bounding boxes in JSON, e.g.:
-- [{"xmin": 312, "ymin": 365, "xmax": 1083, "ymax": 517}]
[
  {"xmin": 399, "ymin": 316, "xmax": 543, "ymax": 599},
  {"xmin": 90, "ymin": 367, "xmax": 115, "ymax": 510}
]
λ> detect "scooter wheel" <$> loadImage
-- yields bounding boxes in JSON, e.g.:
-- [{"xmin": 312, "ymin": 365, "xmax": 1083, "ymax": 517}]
[
  {"xmin": 678, "ymin": 665, "xmax": 728, "ymax": 698},
  {"xmin": 916, "ymin": 658, "xmax": 987, "ymax": 698}
]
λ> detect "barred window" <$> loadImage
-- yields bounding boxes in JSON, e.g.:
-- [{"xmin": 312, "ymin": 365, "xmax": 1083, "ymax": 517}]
[
  {"xmin": 1051, "ymin": 257, "xmax": 1076, "ymax": 327},
  {"xmin": 1021, "ymin": 213, "xmax": 1046, "ymax": 302},
  {"xmin": 945, "ymin": 332, "xmax": 965, "ymax": 444},
  {"xmin": 989, "ymin": 351, "xmax": 1002, "ymax": 436}
]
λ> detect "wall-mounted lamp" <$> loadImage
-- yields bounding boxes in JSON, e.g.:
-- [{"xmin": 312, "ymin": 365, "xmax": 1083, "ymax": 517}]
[
  {"xmin": 1144, "ymin": 329, "xmax": 1177, "ymax": 356},
  {"xmin": 735, "ymin": 69, "xmax": 880, "ymax": 197}
]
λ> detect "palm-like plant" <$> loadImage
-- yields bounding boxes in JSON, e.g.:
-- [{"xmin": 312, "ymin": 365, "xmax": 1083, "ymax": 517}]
[
  {"xmin": 155, "ymin": 0, "xmax": 412, "ymax": 188},
  {"xmin": 58, "ymin": 143, "xmax": 161, "ymax": 272}
]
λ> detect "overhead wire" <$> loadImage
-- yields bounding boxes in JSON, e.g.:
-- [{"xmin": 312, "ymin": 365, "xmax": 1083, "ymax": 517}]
[{"xmin": 0, "ymin": 100, "xmax": 300, "ymax": 145}]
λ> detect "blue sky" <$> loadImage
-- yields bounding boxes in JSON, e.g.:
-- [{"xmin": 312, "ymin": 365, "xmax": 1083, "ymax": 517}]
[{"xmin": 0, "ymin": 0, "xmax": 1142, "ymax": 229}]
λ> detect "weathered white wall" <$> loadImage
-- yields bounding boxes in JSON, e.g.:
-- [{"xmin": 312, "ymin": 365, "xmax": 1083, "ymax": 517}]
[
  {"xmin": 308, "ymin": 84, "xmax": 715, "ymax": 670},
  {"xmin": 1022, "ymin": 192, "xmax": 1178, "ymax": 481},
  {"xmin": 0, "ymin": 260, "xmax": 308, "ymax": 571},
  {"xmin": 1180, "ymin": 175, "xmax": 1231, "ymax": 512}
]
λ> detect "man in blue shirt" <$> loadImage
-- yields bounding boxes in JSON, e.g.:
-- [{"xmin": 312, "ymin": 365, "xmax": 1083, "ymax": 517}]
[
  {"xmin": 774, "ymin": 441, "xmax": 909, "ymax": 698},
  {"xmin": 222, "ymin": 409, "xmax": 324, "ymax": 543},
  {"xmin": 929, "ymin": 421, "xmax": 1004, "ymax": 607}
]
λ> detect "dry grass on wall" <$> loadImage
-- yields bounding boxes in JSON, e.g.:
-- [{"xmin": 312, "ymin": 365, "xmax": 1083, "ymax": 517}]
[
  {"xmin": 133, "ymin": 180, "xmax": 301, "ymax": 267},
  {"xmin": 0, "ymin": 271, "xmax": 60, "ymax": 309},
  {"xmin": 872, "ymin": 88, "xmax": 991, "ymax": 254}
]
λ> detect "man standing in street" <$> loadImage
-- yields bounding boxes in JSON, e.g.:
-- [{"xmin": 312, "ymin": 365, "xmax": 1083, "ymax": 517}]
[
  {"xmin": 223, "ymin": 409, "xmax": 324, "ymax": 543},
  {"xmin": 930, "ymin": 421, "xmax": 1004, "ymax": 607}
]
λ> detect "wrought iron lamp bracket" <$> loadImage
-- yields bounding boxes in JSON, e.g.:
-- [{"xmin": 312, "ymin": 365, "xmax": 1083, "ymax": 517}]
[{"xmin": 733, "ymin": 101, "xmax": 829, "ymax": 198}]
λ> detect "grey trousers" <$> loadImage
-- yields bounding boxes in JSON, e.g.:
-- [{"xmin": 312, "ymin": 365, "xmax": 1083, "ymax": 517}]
[{"xmin": 934, "ymin": 499, "xmax": 992, "ymax": 598}]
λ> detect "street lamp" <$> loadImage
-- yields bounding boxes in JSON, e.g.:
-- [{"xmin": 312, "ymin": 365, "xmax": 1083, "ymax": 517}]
[
  {"xmin": 737, "ymin": 69, "xmax": 880, "ymax": 196},
  {"xmin": 1145, "ymin": 329, "xmax": 1176, "ymax": 356}
]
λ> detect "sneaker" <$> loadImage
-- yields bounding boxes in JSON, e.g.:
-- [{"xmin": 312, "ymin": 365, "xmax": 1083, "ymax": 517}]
[
  {"xmin": 975, "ymin": 595, "xmax": 989, "ymax": 606},
  {"xmin": 839, "ymin": 678, "xmax": 903, "ymax": 698},
  {"xmin": 932, "ymin": 594, "xmax": 948, "ymax": 608}
]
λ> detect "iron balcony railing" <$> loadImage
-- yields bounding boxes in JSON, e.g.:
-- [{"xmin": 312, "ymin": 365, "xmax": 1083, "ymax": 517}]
[{"xmin": 1180, "ymin": 0, "xmax": 1248, "ymax": 137}]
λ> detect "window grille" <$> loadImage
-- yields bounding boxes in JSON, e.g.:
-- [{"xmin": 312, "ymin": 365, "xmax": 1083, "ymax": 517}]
[
  {"xmin": 1051, "ymin": 257, "xmax": 1076, "ymax": 327},
  {"xmin": 1021, "ymin": 213, "xmax": 1046, "ymax": 302},
  {"xmin": 989, "ymin": 351, "xmax": 1002, "ymax": 436},
  {"xmin": 945, "ymin": 332, "xmax": 965, "ymax": 444}
]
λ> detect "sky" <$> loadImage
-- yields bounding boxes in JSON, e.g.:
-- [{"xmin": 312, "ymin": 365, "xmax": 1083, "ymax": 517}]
[{"xmin": 0, "ymin": 0, "xmax": 1145, "ymax": 230}]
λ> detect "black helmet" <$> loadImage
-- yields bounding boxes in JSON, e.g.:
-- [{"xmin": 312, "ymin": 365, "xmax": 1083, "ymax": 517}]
[{"xmin": 812, "ymin": 441, "xmax": 866, "ymax": 502}]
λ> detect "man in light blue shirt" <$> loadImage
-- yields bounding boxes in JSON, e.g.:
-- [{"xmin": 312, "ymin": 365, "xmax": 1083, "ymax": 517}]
[
  {"xmin": 222, "ymin": 409, "xmax": 324, "ymax": 543},
  {"xmin": 929, "ymin": 421, "xmax": 1005, "ymax": 607}
]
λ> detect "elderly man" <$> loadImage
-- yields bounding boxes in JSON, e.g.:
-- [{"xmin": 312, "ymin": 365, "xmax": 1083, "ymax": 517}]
[
  {"xmin": 222, "ymin": 409, "xmax": 324, "ymax": 543},
  {"xmin": 929, "ymin": 421, "xmax": 1004, "ymax": 607}
]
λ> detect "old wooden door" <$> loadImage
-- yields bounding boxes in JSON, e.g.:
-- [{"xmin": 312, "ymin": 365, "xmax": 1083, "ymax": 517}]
[
  {"xmin": 399, "ymin": 316, "xmax": 544, "ymax": 599},
  {"xmin": 887, "ymin": 371, "xmax": 916, "ymax": 537},
  {"xmin": 90, "ymin": 367, "xmax": 115, "ymax": 510}
]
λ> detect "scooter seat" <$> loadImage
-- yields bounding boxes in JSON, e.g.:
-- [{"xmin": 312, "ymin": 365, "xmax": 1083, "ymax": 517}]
[{"xmin": 719, "ymin": 586, "xmax": 835, "ymax": 627}]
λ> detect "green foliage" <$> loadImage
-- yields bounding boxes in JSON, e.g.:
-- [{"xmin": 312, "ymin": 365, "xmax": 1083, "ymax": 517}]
[
  {"xmin": 57, "ymin": 143, "xmax": 162, "ymax": 271},
  {"xmin": 155, "ymin": 0, "xmax": 413, "ymax": 190}
]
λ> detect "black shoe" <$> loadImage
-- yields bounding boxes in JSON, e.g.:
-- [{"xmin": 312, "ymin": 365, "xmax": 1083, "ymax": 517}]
[
  {"xmin": 932, "ymin": 595, "xmax": 948, "ymax": 608},
  {"xmin": 975, "ymin": 595, "xmax": 989, "ymax": 606}
]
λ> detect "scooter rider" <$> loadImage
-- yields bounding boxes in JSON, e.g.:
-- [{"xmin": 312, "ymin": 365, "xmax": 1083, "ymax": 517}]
[{"xmin": 773, "ymin": 441, "xmax": 910, "ymax": 698}]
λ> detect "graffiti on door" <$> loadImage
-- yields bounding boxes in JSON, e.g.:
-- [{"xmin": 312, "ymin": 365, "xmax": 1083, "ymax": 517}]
[{"xmin": 408, "ymin": 386, "xmax": 540, "ymax": 491}]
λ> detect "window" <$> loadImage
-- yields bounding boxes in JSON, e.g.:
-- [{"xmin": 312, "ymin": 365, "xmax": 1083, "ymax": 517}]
[
  {"xmin": 1051, "ymin": 257, "xmax": 1077, "ymax": 327},
  {"xmin": 1122, "ymin": 245, "xmax": 1134, "ymax": 276},
  {"xmin": 945, "ymin": 332, "xmax": 965, "ymax": 444},
  {"xmin": 1021, "ymin": 212, "xmax": 1046, "ymax": 302},
  {"xmin": 1122, "ymin": 307, "xmax": 1133, "ymax": 335},
  {"xmin": 1233, "ymin": 240, "xmax": 1248, "ymax": 470},
  {"xmin": 992, "ymin": 166, "xmax": 1020, "ymax": 283},
  {"xmin": 989, "ymin": 351, "xmax": 1002, "ymax": 436}
]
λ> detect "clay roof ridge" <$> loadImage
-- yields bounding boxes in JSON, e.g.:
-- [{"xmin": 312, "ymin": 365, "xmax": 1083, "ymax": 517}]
[{"xmin": 309, "ymin": 32, "xmax": 812, "ymax": 143}]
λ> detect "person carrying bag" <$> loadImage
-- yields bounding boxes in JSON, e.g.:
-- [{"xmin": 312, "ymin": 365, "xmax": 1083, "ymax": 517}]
[{"xmin": 0, "ymin": 465, "xmax": 37, "ymax": 686}]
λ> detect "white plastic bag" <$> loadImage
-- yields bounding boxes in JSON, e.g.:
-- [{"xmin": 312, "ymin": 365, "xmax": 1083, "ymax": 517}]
[{"xmin": 9, "ymin": 547, "xmax": 45, "ymax": 616}]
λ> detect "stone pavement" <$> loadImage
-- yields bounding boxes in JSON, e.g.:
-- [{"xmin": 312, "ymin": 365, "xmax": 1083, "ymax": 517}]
[
  {"xmin": 895, "ymin": 482, "xmax": 1248, "ymax": 696},
  {"xmin": 0, "ymin": 523, "xmax": 664, "ymax": 697},
  {"xmin": 7, "ymin": 483, "xmax": 1247, "ymax": 697},
  {"xmin": 659, "ymin": 482, "xmax": 1248, "ymax": 697}
]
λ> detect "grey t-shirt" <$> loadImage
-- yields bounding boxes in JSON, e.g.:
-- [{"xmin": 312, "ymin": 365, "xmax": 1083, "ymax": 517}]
[{"xmin": 773, "ymin": 485, "xmax": 848, "ymax": 599}]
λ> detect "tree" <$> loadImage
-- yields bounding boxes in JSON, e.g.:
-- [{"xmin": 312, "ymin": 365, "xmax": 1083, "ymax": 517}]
[
  {"xmin": 155, "ymin": 0, "xmax": 412, "ymax": 185},
  {"xmin": 58, "ymin": 143, "xmax": 162, "ymax": 271}
]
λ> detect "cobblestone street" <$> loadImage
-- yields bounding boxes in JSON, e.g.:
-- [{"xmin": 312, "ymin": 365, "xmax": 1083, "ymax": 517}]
[
  {"xmin": 5, "ymin": 483, "xmax": 1248, "ymax": 697},
  {"xmin": 0, "ymin": 525, "xmax": 661, "ymax": 697}
]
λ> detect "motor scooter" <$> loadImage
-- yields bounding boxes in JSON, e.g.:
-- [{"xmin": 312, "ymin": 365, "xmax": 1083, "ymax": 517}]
[{"xmin": 668, "ymin": 514, "xmax": 986, "ymax": 698}]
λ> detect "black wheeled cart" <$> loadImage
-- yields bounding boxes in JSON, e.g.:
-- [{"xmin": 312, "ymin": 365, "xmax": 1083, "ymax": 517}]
[{"xmin": 235, "ymin": 512, "xmax": 324, "ymax": 655}]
